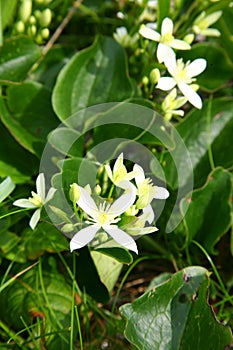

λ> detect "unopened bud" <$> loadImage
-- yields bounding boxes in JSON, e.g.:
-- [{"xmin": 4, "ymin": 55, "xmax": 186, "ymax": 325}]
[
  {"xmin": 19, "ymin": 0, "xmax": 32, "ymax": 22},
  {"xmin": 39, "ymin": 8, "xmax": 52, "ymax": 27},
  {"xmin": 69, "ymin": 183, "xmax": 81, "ymax": 203},
  {"xmin": 142, "ymin": 76, "xmax": 149, "ymax": 86},
  {"xmin": 15, "ymin": 21, "xmax": 25, "ymax": 33},
  {"xmin": 29, "ymin": 15, "xmax": 36, "ymax": 25},
  {"xmin": 149, "ymin": 68, "xmax": 160, "ymax": 85},
  {"xmin": 41, "ymin": 28, "xmax": 50, "ymax": 39},
  {"xmin": 62, "ymin": 223, "xmax": 74, "ymax": 233},
  {"xmin": 27, "ymin": 24, "xmax": 37, "ymax": 36}
]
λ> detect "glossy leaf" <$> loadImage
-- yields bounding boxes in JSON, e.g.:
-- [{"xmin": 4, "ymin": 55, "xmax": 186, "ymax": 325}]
[
  {"xmin": 181, "ymin": 42, "xmax": 233, "ymax": 92},
  {"xmin": 0, "ymin": 176, "xmax": 15, "ymax": 203},
  {"xmin": 0, "ymin": 81, "xmax": 59, "ymax": 156},
  {"xmin": 0, "ymin": 122, "xmax": 38, "ymax": 183},
  {"xmin": 181, "ymin": 168, "xmax": 232, "ymax": 253},
  {"xmin": 120, "ymin": 266, "xmax": 233, "ymax": 350},
  {"xmin": 0, "ymin": 37, "xmax": 41, "ymax": 82},
  {"xmin": 163, "ymin": 98, "xmax": 233, "ymax": 190},
  {"xmin": 52, "ymin": 36, "xmax": 134, "ymax": 121}
]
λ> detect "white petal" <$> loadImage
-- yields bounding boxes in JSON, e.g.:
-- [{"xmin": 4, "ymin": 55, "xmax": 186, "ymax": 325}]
[
  {"xmin": 13, "ymin": 199, "xmax": 37, "ymax": 208},
  {"xmin": 109, "ymin": 181, "xmax": 136, "ymax": 216},
  {"xmin": 70, "ymin": 225, "xmax": 99, "ymax": 252},
  {"xmin": 36, "ymin": 173, "xmax": 45, "ymax": 200},
  {"xmin": 105, "ymin": 164, "xmax": 113, "ymax": 182},
  {"xmin": 161, "ymin": 17, "xmax": 173, "ymax": 36},
  {"xmin": 154, "ymin": 186, "xmax": 169, "ymax": 199},
  {"xmin": 157, "ymin": 77, "xmax": 176, "ymax": 91},
  {"xmin": 186, "ymin": 58, "xmax": 207, "ymax": 78},
  {"xmin": 157, "ymin": 44, "xmax": 175, "ymax": 64},
  {"xmin": 133, "ymin": 164, "xmax": 145, "ymax": 186},
  {"xmin": 77, "ymin": 186, "xmax": 98, "ymax": 217},
  {"xmin": 142, "ymin": 204, "xmax": 155, "ymax": 224},
  {"xmin": 201, "ymin": 28, "xmax": 221, "ymax": 37},
  {"xmin": 113, "ymin": 153, "xmax": 124, "ymax": 173},
  {"xmin": 170, "ymin": 39, "xmax": 191, "ymax": 50},
  {"xmin": 105, "ymin": 226, "xmax": 138, "ymax": 254},
  {"xmin": 46, "ymin": 187, "xmax": 56, "ymax": 202},
  {"xmin": 178, "ymin": 82, "xmax": 203, "ymax": 109},
  {"xmin": 139, "ymin": 24, "xmax": 161, "ymax": 42},
  {"xmin": 29, "ymin": 208, "xmax": 41, "ymax": 229}
]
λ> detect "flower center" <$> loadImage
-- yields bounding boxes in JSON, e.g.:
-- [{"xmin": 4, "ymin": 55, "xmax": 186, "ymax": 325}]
[
  {"xmin": 161, "ymin": 32, "xmax": 174, "ymax": 44},
  {"xmin": 173, "ymin": 59, "xmax": 192, "ymax": 84},
  {"xmin": 29, "ymin": 191, "xmax": 43, "ymax": 207}
]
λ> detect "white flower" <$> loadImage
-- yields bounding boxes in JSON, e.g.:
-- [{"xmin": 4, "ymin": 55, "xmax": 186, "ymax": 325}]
[
  {"xmin": 105, "ymin": 153, "xmax": 136, "ymax": 187},
  {"xmin": 13, "ymin": 173, "xmax": 56, "ymax": 229},
  {"xmin": 134, "ymin": 164, "xmax": 169, "ymax": 223},
  {"xmin": 70, "ymin": 181, "xmax": 138, "ymax": 254},
  {"xmin": 113, "ymin": 27, "xmax": 139, "ymax": 48},
  {"xmin": 192, "ymin": 11, "xmax": 222, "ymax": 37},
  {"xmin": 139, "ymin": 17, "xmax": 191, "ymax": 63},
  {"xmin": 157, "ymin": 51, "xmax": 207, "ymax": 109},
  {"xmin": 162, "ymin": 88, "xmax": 187, "ymax": 120}
]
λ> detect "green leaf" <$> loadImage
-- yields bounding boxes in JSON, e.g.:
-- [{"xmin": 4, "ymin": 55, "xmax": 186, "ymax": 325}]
[
  {"xmin": 91, "ymin": 250, "xmax": 123, "ymax": 292},
  {"xmin": 0, "ymin": 256, "xmax": 75, "ymax": 348},
  {"xmin": 120, "ymin": 266, "xmax": 233, "ymax": 350},
  {"xmin": 0, "ymin": 176, "xmax": 15, "ymax": 202},
  {"xmin": 181, "ymin": 42, "xmax": 233, "ymax": 92},
  {"xmin": 94, "ymin": 247, "xmax": 133, "ymax": 264},
  {"xmin": 0, "ymin": 122, "xmax": 38, "ymax": 183},
  {"xmin": 0, "ymin": 36, "xmax": 41, "ymax": 82},
  {"xmin": 163, "ymin": 97, "xmax": 233, "ymax": 190},
  {"xmin": 48, "ymin": 127, "xmax": 83, "ymax": 157},
  {"xmin": 1, "ymin": 0, "xmax": 18, "ymax": 31},
  {"xmin": 0, "ymin": 81, "xmax": 59, "ymax": 156},
  {"xmin": 74, "ymin": 247, "xmax": 110, "ymax": 303},
  {"xmin": 22, "ymin": 222, "xmax": 69, "ymax": 260},
  {"xmin": 157, "ymin": 0, "xmax": 170, "ymax": 29},
  {"xmin": 181, "ymin": 168, "xmax": 232, "ymax": 253},
  {"xmin": 52, "ymin": 36, "xmax": 134, "ymax": 121}
]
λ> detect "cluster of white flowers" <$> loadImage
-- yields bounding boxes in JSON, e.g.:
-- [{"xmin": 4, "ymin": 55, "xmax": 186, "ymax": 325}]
[
  {"xmin": 138, "ymin": 11, "xmax": 223, "ymax": 116},
  {"xmin": 13, "ymin": 154, "xmax": 169, "ymax": 254},
  {"xmin": 114, "ymin": 7, "xmax": 222, "ymax": 120}
]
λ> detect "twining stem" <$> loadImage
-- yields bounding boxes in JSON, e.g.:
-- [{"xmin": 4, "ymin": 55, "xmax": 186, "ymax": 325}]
[
  {"xmin": 0, "ymin": 208, "xmax": 31, "ymax": 220},
  {"xmin": 192, "ymin": 240, "xmax": 233, "ymax": 307},
  {"xmin": 42, "ymin": 0, "xmax": 83, "ymax": 56}
]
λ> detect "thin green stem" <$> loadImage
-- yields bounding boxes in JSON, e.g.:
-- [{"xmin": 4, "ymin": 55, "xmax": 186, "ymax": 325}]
[
  {"xmin": 192, "ymin": 240, "xmax": 233, "ymax": 307},
  {"xmin": 111, "ymin": 256, "xmax": 152, "ymax": 313},
  {"xmin": 0, "ymin": 208, "xmax": 31, "ymax": 220},
  {"xmin": 75, "ymin": 306, "xmax": 83, "ymax": 350},
  {"xmin": 20, "ymin": 317, "xmax": 41, "ymax": 350},
  {"xmin": 108, "ymin": 184, "xmax": 115, "ymax": 199}
]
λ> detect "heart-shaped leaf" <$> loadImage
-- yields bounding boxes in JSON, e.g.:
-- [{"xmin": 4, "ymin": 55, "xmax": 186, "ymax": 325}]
[{"xmin": 120, "ymin": 266, "xmax": 233, "ymax": 350}]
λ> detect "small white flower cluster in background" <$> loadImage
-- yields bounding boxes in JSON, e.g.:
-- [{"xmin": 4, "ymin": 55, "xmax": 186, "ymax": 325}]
[
  {"xmin": 113, "ymin": 6, "xmax": 223, "ymax": 120},
  {"xmin": 13, "ymin": 154, "xmax": 169, "ymax": 254}
]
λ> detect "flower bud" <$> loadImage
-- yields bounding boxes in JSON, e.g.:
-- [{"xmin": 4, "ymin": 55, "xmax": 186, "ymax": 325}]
[
  {"xmin": 142, "ymin": 76, "xmax": 149, "ymax": 86},
  {"xmin": 15, "ymin": 21, "xmax": 25, "ymax": 33},
  {"xmin": 149, "ymin": 68, "xmax": 160, "ymax": 85},
  {"xmin": 69, "ymin": 183, "xmax": 81, "ymax": 203},
  {"xmin": 39, "ymin": 8, "xmax": 52, "ymax": 27},
  {"xmin": 41, "ymin": 28, "xmax": 50, "ymax": 39},
  {"xmin": 27, "ymin": 24, "xmax": 37, "ymax": 36},
  {"xmin": 62, "ymin": 223, "xmax": 75, "ymax": 233},
  {"xmin": 29, "ymin": 15, "xmax": 36, "ymax": 25},
  {"xmin": 19, "ymin": 0, "xmax": 32, "ymax": 22}
]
